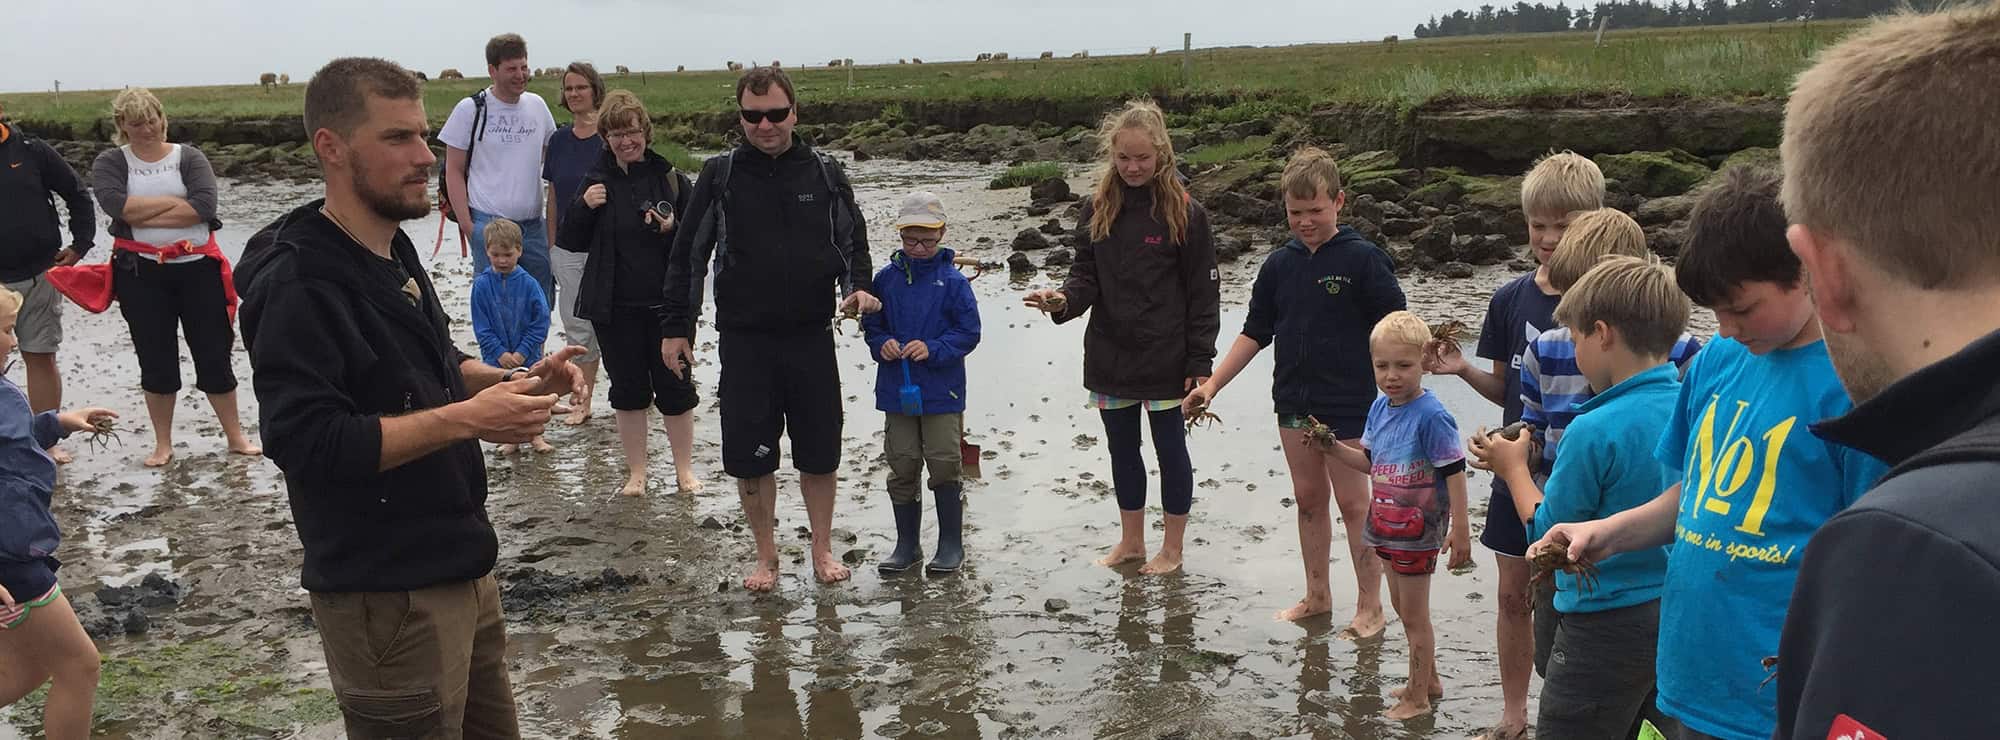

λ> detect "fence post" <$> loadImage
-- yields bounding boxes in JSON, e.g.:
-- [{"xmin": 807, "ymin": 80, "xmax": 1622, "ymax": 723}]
[
  {"xmin": 1181, "ymin": 33, "xmax": 1192, "ymax": 86},
  {"xmin": 1595, "ymin": 16, "xmax": 1611, "ymax": 47},
  {"xmin": 847, "ymin": 63, "xmax": 855, "ymax": 90},
  {"xmin": 53, "ymin": 80, "xmax": 61, "ymax": 106}
]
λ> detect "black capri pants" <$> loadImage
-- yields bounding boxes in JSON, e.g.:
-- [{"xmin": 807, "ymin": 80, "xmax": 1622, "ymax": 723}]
[
  {"xmin": 113, "ymin": 252, "xmax": 237, "ymax": 395},
  {"xmin": 596, "ymin": 305, "xmax": 698, "ymax": 416}
]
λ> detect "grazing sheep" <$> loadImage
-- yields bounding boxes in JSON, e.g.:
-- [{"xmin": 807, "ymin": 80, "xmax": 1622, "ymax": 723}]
[
  {"xmin": 1039, "ymin": 51, "xmax": 1054, "ymax": 59},
  {"xmin": 992, "ymin": 52, "xmax": 1009, "ymax": 61},
  {"xmin": 828, "ymin": 58, "xmax": 843, "ymax": 67},
  {"xmin": 259, "ymin": 72, "xmax": 277, "ymax": 90},
  {"xmin": 676, "ymin": 65, "xmax": 685, "ymax": 72},
  {"xmin": 1148, "ymin": 47, "xmax": 1158, "ymax": 55},
  {"xmin": 440, "ymin": 68, "xmax": 464, "ymax": 80},
  {"xmin": 911, "ymin": 58, "xmax": 923, "ymax": 64},
  {"xmin": 279, "ymin": 73, "xmax": 290, "ymax": 85},
  {"xmin": 415, "ymin": 71, "xmax": 428, "ymax": 82},
  {"xmin": 615, "ymin": 65, "xmax": 630, "ymax": 75},
  {"xmin": 727, "ymin": 61, "xmax": 742, "ymax": 71},
  {"xmin": 772, "ymin": 60, "xmax": 781, "ymax": 67},
  {"xmin": 1383, "ymin": 35, "xmax": 1400, "ymax": 48},
  {"xmin": 976, "ymin": 53, "xmax": 991, "ymax": 62},
  {"xmin": 898, "ymin": 59, "xmax": 907, "ymax": 65},
  {"xmin": 1071, "ymin": 51, "xmax": 1088, "ymax": 59},
  {"xmin": 843, "ymin": 58, "xmax": 853, "ymax": 66}
]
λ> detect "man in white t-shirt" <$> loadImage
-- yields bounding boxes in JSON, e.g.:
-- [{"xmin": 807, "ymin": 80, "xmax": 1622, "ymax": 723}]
[{"xmin": 441, "ymin": 33, "xmax": 558, "ymax": 308}]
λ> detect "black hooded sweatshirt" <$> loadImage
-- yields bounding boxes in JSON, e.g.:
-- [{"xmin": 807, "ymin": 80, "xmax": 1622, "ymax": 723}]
[
  {"xmin": 1051, "ymin": 185, "xmax": 1221, "ymax": 400},
  {"xmin": 234, "ymin": 201, "xmax": 494, "ymax": 593},
  {"xmin": 0, "ymin": 123, "xmax": 96, "ymax": 282},
  {"xmin": 661, "ymin": 137, "xmax": 872, "ymax": 338}
]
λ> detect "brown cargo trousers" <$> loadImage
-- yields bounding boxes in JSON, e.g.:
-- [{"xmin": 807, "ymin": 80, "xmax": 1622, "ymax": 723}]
[{"xmin": 309, "ymin": 574, "xmax": 519, "ymax": 739}]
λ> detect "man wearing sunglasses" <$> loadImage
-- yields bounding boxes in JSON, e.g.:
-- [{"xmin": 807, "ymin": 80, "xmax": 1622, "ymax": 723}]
[{"xmin": 662, "ymin": 66, "xmax": 877, "ymax": 592}]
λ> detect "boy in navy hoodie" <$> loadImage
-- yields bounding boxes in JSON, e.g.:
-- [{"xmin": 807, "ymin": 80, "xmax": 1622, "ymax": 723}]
[
  {"xmin": 470, "ymin": 218, "xmax": 552, "ymax": 453},
  {"xmin": 1185, "ymin": 146, "xmax": 1407, "ymax": 630},
  {"xmin": 862, "ymin": 192, "xmax": 981, "ymax": 575}
]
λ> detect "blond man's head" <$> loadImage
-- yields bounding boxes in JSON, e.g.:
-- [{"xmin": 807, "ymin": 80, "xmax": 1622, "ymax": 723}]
[
  {"xmin": 1554, "ymin": 255, "xmax": 1690, "ymax": 359},
  {"xmin": 1547, "ymin": 208, "xmax": 1650, "ymax": 292},
  {"xmin": 1782, "ymin": 2, "xmax": 2000, "ymax": 290}
]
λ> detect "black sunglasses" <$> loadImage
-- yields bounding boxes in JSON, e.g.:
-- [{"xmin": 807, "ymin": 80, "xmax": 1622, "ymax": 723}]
[{"xmin": 739, "ymin": 107, "xmax": 792, "ymax": 125}]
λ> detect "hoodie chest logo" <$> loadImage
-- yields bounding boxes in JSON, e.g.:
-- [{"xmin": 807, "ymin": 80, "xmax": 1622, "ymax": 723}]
[
  {"xmin": 1143, "ymin": 235, "xmax": 1164, "ymax": 246},
  {"xmin": 797, "ymin": 193, "xmax": 818, "ymax": 204},
  {"xmin": 1317, "ymin": 275, "xmax": 1352, "ymax": 295}
]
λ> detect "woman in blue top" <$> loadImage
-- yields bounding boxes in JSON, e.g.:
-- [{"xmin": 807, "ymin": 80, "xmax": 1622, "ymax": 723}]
[{"xmin": 543, "ymin": 62, "xmax": 607, "ymax": 426}]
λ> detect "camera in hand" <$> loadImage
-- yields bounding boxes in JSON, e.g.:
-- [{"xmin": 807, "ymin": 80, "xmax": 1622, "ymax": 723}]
[{"xmin": 639, "ymin": 200, "xmax": 674, "ymax": 222}]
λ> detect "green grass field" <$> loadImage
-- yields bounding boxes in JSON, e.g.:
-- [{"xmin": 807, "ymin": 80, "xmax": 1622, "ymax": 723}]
[{"xmin": 1, "ymin": 20, "xmax": 1860, "ymax": 131}]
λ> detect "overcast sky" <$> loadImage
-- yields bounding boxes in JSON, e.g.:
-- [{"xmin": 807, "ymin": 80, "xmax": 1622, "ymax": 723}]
[{"xmin": 4, "ymin": 0, "xmax": 1477, "ymax": 93}]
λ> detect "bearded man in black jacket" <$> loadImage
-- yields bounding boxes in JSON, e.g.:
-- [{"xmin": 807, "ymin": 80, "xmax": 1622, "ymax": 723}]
[{"xmin": 236, "ymin": 57, "xmax": 580, "ymax": 739}]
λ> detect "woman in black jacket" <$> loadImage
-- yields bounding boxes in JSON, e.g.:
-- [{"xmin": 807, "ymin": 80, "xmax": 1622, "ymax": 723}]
[
  {"xmin": 556, "ymin": 90, "xmax": 700, "ymax": 497},
  {"xmin": 1025, "ymin": 100, "xmax": 1221, "ymax": 576}
]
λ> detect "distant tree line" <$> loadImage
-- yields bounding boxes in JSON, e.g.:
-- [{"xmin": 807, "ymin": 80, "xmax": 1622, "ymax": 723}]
[{"xmin": 1412, "ymin": 0, "xmax": 1974, "ymax": 38}]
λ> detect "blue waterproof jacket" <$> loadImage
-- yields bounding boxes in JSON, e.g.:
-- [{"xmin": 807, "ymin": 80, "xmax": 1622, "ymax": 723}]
[
  {"xmin": 0, "ymin": 377, "xmax": 66, "ymax": 564},
  {"xmin": 861, "ymin": 247, "xmax": 981, "ymax": 415},
  {"xmin": 470, "ymin": 267, "xmax": 550, "ymax": 367}
]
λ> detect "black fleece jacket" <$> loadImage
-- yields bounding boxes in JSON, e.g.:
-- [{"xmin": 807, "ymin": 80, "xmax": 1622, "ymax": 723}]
[
  {"xmin": 556, "ymin": 148, "xmax": 693, "ymax": 321},
  {"xmin": 1051, "ymin": 186, "xmax": 1221, "ymax": 400},
  {"xmin": 661, "ymin": 137, "xmax": 872, "ymax": 338},
  {"xmin": 235, "ymin": 201, "xmax": 494, "ymax": 593},
  {"xmin": 0, "ymin": 123, "xmax": 96, "ymax": 282}
]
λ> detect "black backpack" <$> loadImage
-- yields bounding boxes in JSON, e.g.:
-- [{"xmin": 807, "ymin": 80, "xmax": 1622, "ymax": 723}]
[{"xmin": 436, "ymin": 90, "xmax": 488, "ymax": 224}]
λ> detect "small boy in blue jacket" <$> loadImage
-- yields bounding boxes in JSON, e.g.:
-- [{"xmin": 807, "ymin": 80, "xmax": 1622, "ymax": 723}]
[
  {"xmin": 470, "ymin": 218, "xmax": 552, "ymax": 453},
  {"xmin": 1, "ymin": 286, "xmax": 116, "ymax": 734},
  {"xmin": 1474, "ymin": 255, "xmax": 1689, "ymax": 738},
  {"xmin": 862, "ymin": 192, "xmax": 981, "ymax": 575}
]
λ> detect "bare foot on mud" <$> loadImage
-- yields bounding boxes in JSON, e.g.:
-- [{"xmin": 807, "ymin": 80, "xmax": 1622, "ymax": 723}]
[
  {"xmin": 49, "ymin": 445, "xmax": 73, "ymax": 465},
  {"xmin": 143, "ymin": 447, "xmax": 172, "ymax": 468},
  {"xmin": 226, "ymin": 437, "xmax": 262, "ymax": 457},
  {"xmin": 551, "ymin": 402, "xmax": 573, "ymax": 416},
  {"xmin": 562, "ymin": 406, "xmax": 592, "ymax": 426},
  {"xmin": 1338, "ymin": 610, "xmax": 1389, "ymax": 640},
  {"xmin": 620, "ymin": 474, "xmax": 645, "ymax": 497},
  {"xmin": 1389, "ymin": 679, "xmax": 1444, "ymax": 701},
  {"xmin": 529, "ymin": 437, "xmax": 555, "ymax": 453},
  {"xmin": 1472, "ymin": 722, "xmax": 1530, "ymax": 740},
  {"xmin": 1096, "ymin": 542, "xmax": 1147, "ymax": 568},
  {"xmin": 497, "ymin": 443, "xmax": 519, "ymax": 456},
  {"xmin": 1384, "ymin": 693, "xmax": 1433, "ymax": 721},
  {"xmin": 1139, "ymin": 549, "xmax": 1183, "ymax": 575},
  {"xmin": 814, "ymin": 551, "xmax": 852, "ymax": 584},
  {"xmin": 1276, "ymin": 597, "xmax": 1334, "ymax": 622},
  {"xmin": 677, "ymin": 472, "xmax": 703, "ymax": 494},
  {"xmin": 743, "ymin": 560, "xmax": 780, "ymax": 592}
]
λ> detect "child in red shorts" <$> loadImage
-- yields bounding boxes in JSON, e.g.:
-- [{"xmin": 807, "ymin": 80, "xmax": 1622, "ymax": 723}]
[{"xmin": 1325, "ymin": 310, "xmax": 1472, "ymax": 720}]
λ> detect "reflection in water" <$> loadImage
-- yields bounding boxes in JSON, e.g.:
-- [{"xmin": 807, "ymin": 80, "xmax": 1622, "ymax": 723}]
[
  {"xmin": 1097, "ymin": 575, "xmax": 1208, "ymax": 737},
  {"xmin": 609, "ymin": 617, "xmax": 729, "ymax": 737},
  {"xmin": 804, "ymin": 603, "xmax": 863, "ymax": 739},
  {"xmin": 887, "ymin": 579, "xmax": 990, "ymax": 738}
]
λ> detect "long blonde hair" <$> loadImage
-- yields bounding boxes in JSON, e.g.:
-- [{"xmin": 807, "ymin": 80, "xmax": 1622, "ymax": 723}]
[{"xmin": 1087, "ymin": 100, "xmax": 1189, "ymax": 245}]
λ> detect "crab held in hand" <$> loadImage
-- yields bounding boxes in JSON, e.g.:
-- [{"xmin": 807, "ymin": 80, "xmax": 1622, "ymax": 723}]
[
  {"xmin": 1184, "ymin": 405, "xmax": 1222, "ymax": 435},
  {"xmin": 1529, "ymin": 543, "xmax": 1600, "ymax": 602},
  {"xmin": 1430, "ymin": 319, "xmax": 1474, "ymax": 345},
  {"xmin": 1300, "ymin": 415, "xmax": 1339, "ymax": 450}
]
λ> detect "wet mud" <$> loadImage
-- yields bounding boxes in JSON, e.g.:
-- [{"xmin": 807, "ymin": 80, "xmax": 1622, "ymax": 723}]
[{"xmin": 3, "ymin": 158, "xmax": 1710, "ymax": 739}]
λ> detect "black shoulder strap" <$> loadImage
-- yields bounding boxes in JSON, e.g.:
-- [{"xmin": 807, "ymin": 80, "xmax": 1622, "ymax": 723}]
[
  {"xmin": 465, "ymin": 90, "xmax": 489, "ymax": 167},
  {"xmin": 1883, "ymin": 415, "xmax": 2000, "ymax": 482}
]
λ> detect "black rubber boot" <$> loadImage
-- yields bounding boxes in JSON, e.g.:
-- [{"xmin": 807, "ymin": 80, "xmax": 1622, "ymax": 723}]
[
  {"xmin": 877, "ymin": 501, "xmax": 924, "ymax": 574},
  {"xmin": 927, "ymin": 483, "xmax": 965, "ymax": 574}
]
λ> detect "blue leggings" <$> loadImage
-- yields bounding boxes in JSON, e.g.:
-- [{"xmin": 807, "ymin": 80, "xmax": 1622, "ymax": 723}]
[{"xmin": 1100, "ymin": 405, "xmax": 1193, "ymax": 516}]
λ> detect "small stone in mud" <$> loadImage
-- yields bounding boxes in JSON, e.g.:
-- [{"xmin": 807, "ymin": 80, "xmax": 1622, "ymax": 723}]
[
  {"xmin": 1280, "ymin": 497, "xmax": 1294, "ymax": 507},
  {"xmin": 842, "ymin": 548, "xmax": 870, "ymax": 565},
  {"xmin": 96, "ymin": 572, "xmax": 186, "ymax": 608},
  {"xmin": 1007, "ymin": 252, "xmax": 1035, "ymax": 273},
  {"xmin": 1044, "ymin": 598, "xmax": 1069, "ymax": 613},
  {"xmin": 1043, "ymin": 248, "xmax": 1073, "ymax": 268},
  {"xmin": 1072, "ymin": 434, "xmax": 1098, "ymax": 449},
  {"xmin": 700, "ymin": 516, "xmax": 725, "ymax": 530},
  {"xmin": 1038, "ymin": 218, "xmax": 1064, "ymax": 235},
  {"xmin": 1011, "ymin": 228, "xmax": 1052, "ymax": 251},
  {"xmin": 1440, "ymin": 261, "xmax": 1476, "ymax": 279}
]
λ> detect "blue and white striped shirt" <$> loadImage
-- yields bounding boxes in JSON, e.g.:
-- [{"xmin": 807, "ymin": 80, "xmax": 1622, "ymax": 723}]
[{"xmin": 1519, "ymin": 327, "xmax": 1703, "ymax": 470}]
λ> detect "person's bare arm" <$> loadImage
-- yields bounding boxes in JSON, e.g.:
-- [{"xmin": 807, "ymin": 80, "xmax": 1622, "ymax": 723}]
[
  {"xmin": 446, "ymin": 147, "xmax": 473, "ymax": 235},
  {"xmin": 1326, "ymin": 439, "xmax": 1373, "ymax": 474},
  {"xmin": 123, "ymin": 196, "xmax": 203, "ymax": 228}
]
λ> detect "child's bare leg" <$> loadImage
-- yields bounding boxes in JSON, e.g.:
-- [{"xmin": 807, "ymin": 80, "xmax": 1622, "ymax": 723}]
[
  {"xmin": 564, "ymin": 358, "xmax": 598, "ymax": 425},
  {"xmin": 143, "ymin": 390, "xmax": 175, "ymax": 467},
  {"xmin": 615, "ymin": 409, "xmax": 649, "ymax": 497},
  {"xmin": 1277, "ymin": 429, "xmax": 1334, "ymax": 620},
  {"xmin": 1329, "ymin": 445, "xmax": 1387, "ymax": 638},
  {"xmin": 529, "ymin": 434, "xmax": 554, "ymax": 453},
  {"xmin": 0, "ymin": 593, "xmax": 100, "ymax": 740},
  {"xmin": 1487, "ymin": 554, "xmax": 1535, "ymax": 737},
  {"xmin": 1385, "ymin": 571, "xmax": 1438, "ymax": 720},
  {"xmin": 1141, "ymin": 513, "xmax": 1186, "ymax": 575},
  {"xmin": 664, "ymin": 411, "xmax": 701, "ymax": 492},
  {"xmin": 1097, "ymin": 509, "xmax": 1148, "ymax": 567}
]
